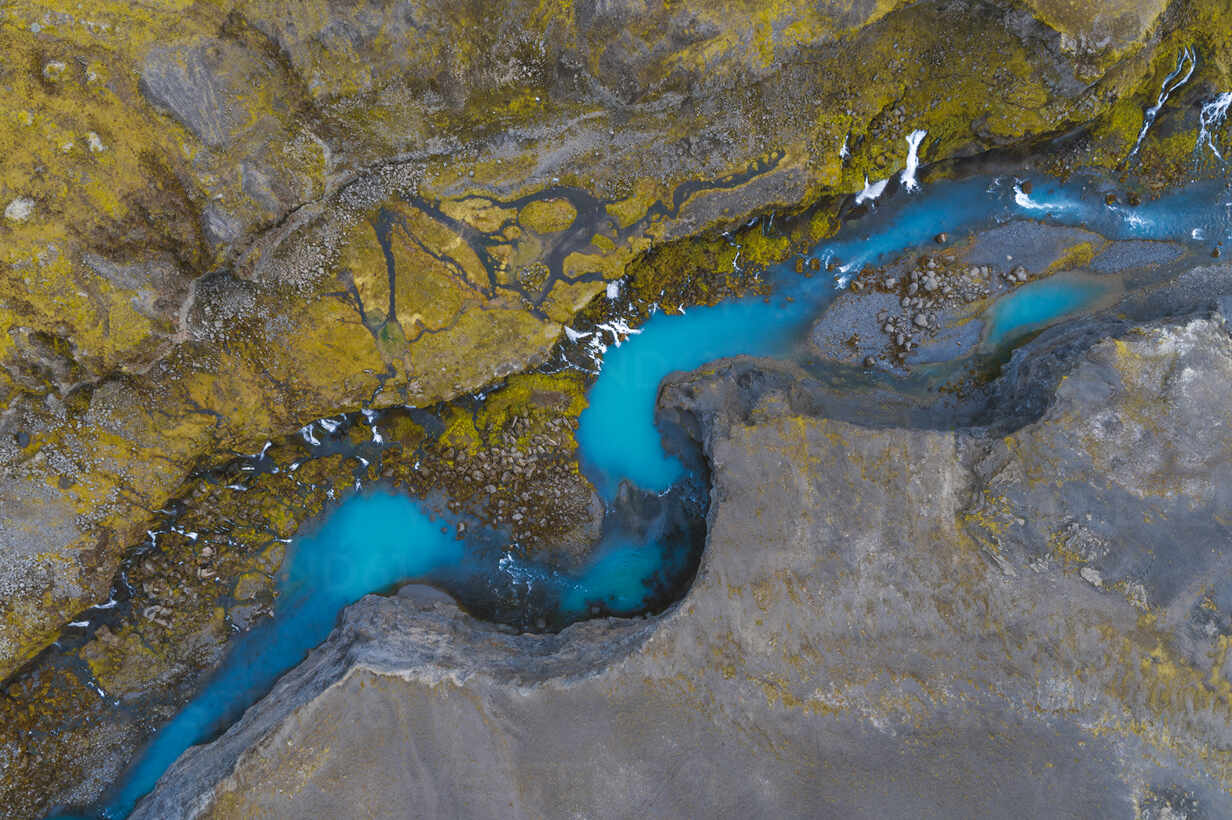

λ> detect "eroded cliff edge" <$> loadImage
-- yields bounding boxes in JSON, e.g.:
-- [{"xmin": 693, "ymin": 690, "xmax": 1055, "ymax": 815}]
[{"xmin": 134, "ymin": 313, "xmax": 1232, "ymax": 819}]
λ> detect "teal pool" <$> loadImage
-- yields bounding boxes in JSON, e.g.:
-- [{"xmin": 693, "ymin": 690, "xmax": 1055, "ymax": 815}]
[{"xmin": 983, "ymin": 276, "xmax": 1114, "ymax": 347}]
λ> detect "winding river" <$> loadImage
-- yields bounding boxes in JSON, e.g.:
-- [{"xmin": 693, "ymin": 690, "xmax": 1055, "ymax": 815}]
[{"xmin": 64, "ymin": 168, "xmax": 1230, "ymax": 819}]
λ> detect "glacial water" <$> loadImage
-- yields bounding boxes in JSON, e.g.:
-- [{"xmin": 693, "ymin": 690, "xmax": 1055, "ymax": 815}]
[
  {"xmin": 578, "ymin": 295, "xmax": 813, "ymax": 494},
  {"xmin": 983, "ymin": 276, "xmax": 1114, "ymax": 347},
  {"xmin": 71, "ymin": 168, "xmax": 1231, "ymax": 819},
  {"xmin": 579, "ymin": 173, "xmax": 1231, "ymax": 495},
  {"xmin": 95, "ymin": 490, "xmax": 699, "ymax": 818}
]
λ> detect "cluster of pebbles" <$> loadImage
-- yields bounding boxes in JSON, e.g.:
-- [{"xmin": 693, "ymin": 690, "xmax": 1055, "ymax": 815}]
[
  {"xmin": 418, "ymin": 416, "xmax": 599, "ymax": 554},
  {"xmin": 848, "ymin": 245, "xmax": 1031, "ymax": 364}
]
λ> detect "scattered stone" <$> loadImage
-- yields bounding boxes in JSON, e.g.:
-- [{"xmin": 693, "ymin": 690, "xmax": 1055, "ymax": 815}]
[{"xmin": 5, "ymin": 197, "xmax": 34, "ymax": 222}]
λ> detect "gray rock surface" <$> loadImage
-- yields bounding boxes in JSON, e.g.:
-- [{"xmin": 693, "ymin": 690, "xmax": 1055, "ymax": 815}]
[
  {"xmin": 136, "ymin": 316, "xmax": 1232, "ymax": 819},
  {"xmin": 967, "ymin": 318, "xmax": 1232, "ymax": 655},
  {"xmin": 141, "ymin": 42, "xmax": 254, "ymax": 149},
  {"xmin": 807, "ymin": 220, "xmax": 1232, "ymax": 381}
]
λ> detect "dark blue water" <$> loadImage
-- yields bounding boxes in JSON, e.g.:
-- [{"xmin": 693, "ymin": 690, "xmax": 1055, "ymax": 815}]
[{"xmin": 78, "ymin": 170, "xmax": 1229, "ymax": 819}]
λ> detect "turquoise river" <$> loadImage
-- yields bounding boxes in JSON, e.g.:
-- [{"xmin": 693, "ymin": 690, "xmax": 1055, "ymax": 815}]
[{"xmin": 58, "ymin": 170, "xmax": 1232, "ymax": 818}]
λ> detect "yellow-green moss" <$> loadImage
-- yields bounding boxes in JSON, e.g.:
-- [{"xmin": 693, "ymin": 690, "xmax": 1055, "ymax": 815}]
[
  {"xmin": 519, "ymin": 198, "xmax": 578, "ymax": 233},
  {"xmin": 477, "ymin": 372, "xmax": 588, "ymax": 436}
]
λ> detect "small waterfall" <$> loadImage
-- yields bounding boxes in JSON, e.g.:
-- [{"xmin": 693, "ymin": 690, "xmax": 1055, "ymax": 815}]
[
  {"xmin": 855, "ymin": 175, "xmax": 889, "ymax": 205},
  {"xmin": 1127, "ymin": 46, "xmax": 1197, "ymax": 162},
  {"xmin": 1195, "ymin": 92, "xmax": 1232, "ymax": 162},
  {"xmin": 902, "ymin": 130, "xmax": 927, "ymax": 192}
]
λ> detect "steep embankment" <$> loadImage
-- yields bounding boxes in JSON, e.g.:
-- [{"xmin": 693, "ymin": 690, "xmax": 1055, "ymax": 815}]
[{"xmin": 134, "ymin": 314, "xmax": 1232, "ymax": 819}]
